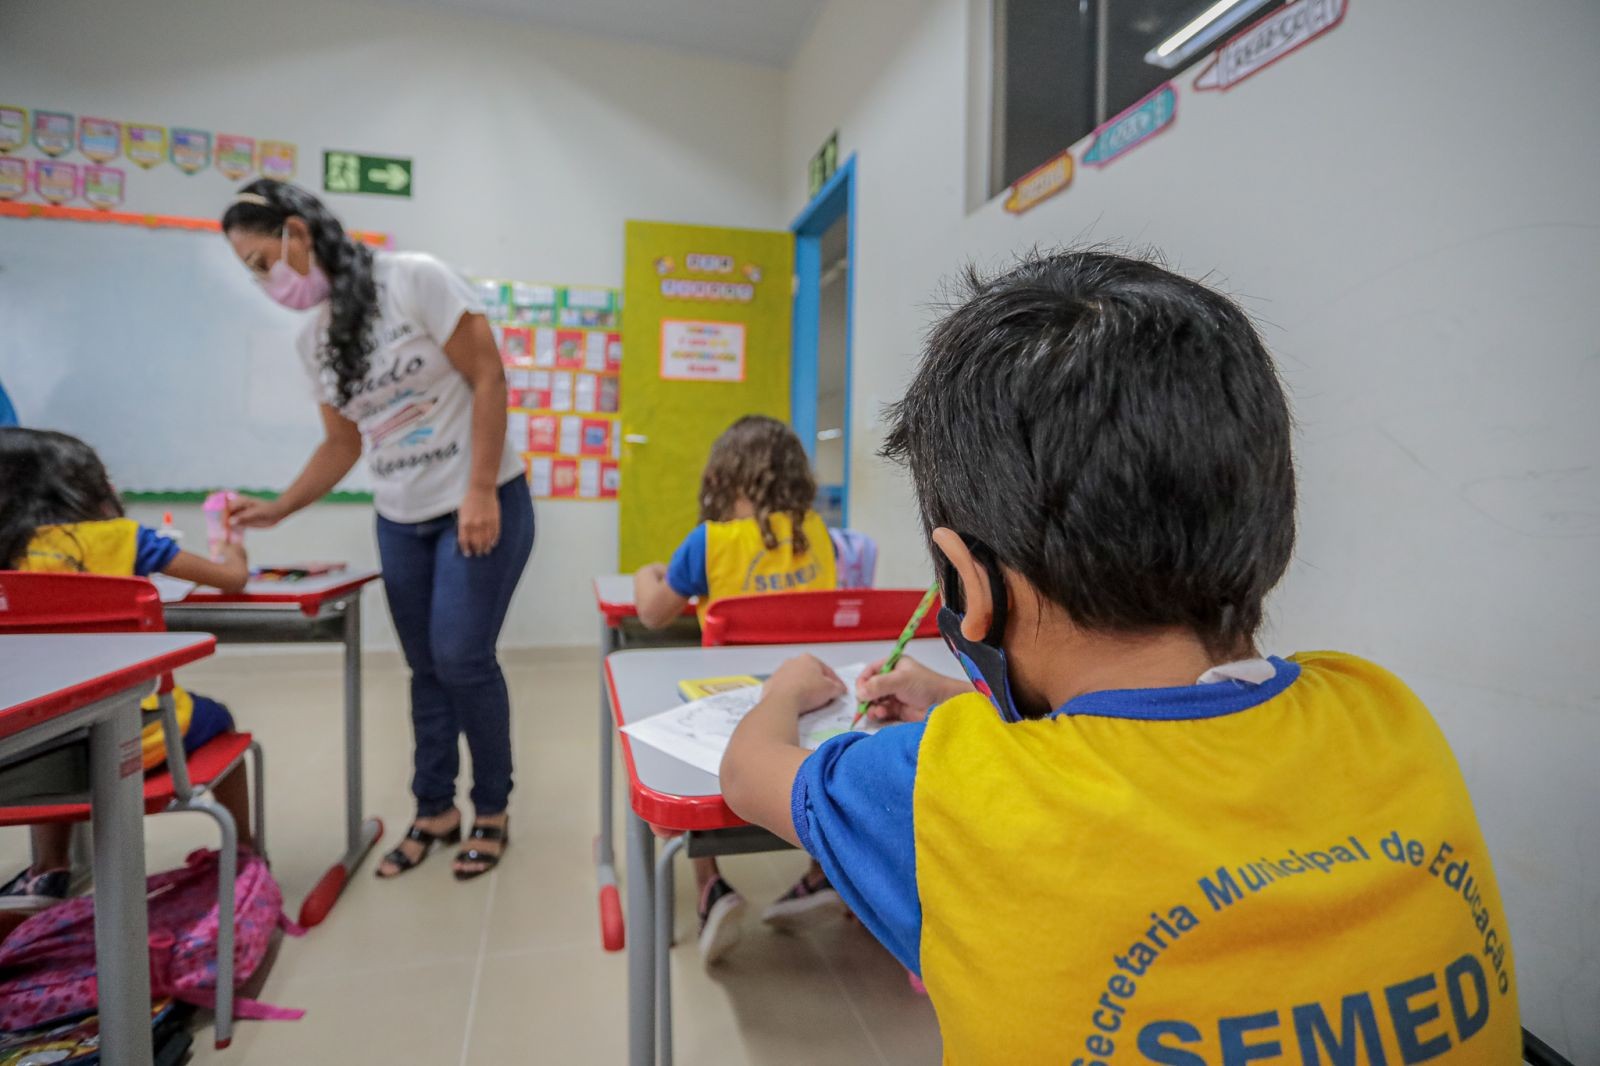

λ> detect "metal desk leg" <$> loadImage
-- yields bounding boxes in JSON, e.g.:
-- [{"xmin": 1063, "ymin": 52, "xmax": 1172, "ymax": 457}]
[
  {"xmin": 626, "ymin": 809, "xmax": 657, "ymax": 1066},
  {"xmin": 596, "ymin": 619, "xmax": 625, "ymax": 950},
  {"xmin": 299, "ymin": 596, "xmax": 383, "ymax": 927},
  {"xmin": 655, "ymin": 834, "xmax": 686, "ymax": 1066},
  {"xmin": 89, "ymin": 691, "xmax": 154, "ymax": 1066}
]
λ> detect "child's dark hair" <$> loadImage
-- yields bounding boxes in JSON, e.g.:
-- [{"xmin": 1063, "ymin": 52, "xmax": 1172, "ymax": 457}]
[
  {"xmin": 221, "ymin": 179, "xmax": 378, "ymax": 408},
  {"xmin": 883, "ymin": 250, "xmax": 1296, "ymax": 658},
  {"xmin": 699, "ymin": 415, "xmax": 818, "ymax": 554},
  {"xmin": 0, "ymin": 428, "xmax": 124, "ymax": 569}
]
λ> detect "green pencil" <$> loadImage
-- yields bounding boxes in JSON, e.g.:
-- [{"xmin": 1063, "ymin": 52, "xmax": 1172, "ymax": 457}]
[{"xmin": 851, "ymin": 582, "xmax": 941, "ymax": 729}]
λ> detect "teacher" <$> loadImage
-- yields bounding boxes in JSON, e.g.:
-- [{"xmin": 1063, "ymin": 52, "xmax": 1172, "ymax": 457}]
[{"xmin": 223, "ymin": 180, "xmax": 533, "ymax": 882}]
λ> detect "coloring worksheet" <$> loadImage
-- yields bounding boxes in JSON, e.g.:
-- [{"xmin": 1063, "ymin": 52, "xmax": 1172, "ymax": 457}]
[{"xmin": 621, "ymin": 663, "xmax": 877, "ymax": 776}]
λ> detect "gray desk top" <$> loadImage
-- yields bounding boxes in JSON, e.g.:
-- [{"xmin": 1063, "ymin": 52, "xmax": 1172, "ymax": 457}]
[
  {"xmin": 609, "ymin": 638, "xmax": 953, "ymax": 800},
  {"xmin": 593, "ymin": 574, "xmax": 635, "ymax": 609},
  {"xmin": 0, "ymin": 633, "xmax": 215, "ymax": 735}
]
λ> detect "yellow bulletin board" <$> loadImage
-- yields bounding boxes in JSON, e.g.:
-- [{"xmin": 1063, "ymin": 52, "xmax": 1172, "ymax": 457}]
[
  {"xmin": 477, "ymin": 278, "xmax": 622, "ymax": 502},
  {"xmin": 619, "ymin": 220, "xmax": 794, "ymax": 570}
]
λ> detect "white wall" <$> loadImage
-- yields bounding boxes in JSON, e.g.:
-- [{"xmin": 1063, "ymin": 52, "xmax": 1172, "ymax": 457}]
[
  {"xmin": 784, "ymin": 0, "xmax": 1600, "ymax": 1055},
  {"xmin": 0, "ymin": 0, "xmax": 785, "ymax": 649}
]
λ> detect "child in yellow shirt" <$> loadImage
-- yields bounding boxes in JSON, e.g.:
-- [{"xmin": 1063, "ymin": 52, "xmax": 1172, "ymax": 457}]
[
  {"xmin": 634, "ymin": 415, "xmax": 840, "ymax": 963},
  {"xmin": 0, "ymin": 428, "xmax": 254, "ymax": 908}
]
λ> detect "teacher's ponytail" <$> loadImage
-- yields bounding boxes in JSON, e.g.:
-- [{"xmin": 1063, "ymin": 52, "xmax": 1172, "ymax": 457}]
[{"xmin": 222, "ymin": 180, "xmax": 378, "ymax": 408}]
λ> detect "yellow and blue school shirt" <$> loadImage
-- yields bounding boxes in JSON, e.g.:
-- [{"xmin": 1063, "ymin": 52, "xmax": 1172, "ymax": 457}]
[
  {"xmin": 18, "ymin": 520, "xmax": 230, "ymax": 769},
  {"xmin": 792, "ymin": 651, "xmax": 1519, "ymax": 1065},
  {"xmin": 666, "ymin": 510, "xmax": 837, "ymax": 622}
]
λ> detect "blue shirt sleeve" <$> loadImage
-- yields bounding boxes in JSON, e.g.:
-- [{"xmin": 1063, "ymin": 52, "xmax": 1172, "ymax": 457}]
[
  {"xmin": 0, "ymin": 378, "xmax": 17, "ymax": 427},
  {"xmin": 664, "ymin": 524, "xmax": 709, "ymax": 599},
  {"xmin": 791, "ymin": 721, "xmax": 926, "ymax": 975},
  {"xmin": 133, "ymin": 525, "xmax": 181, "ymax": 577}
]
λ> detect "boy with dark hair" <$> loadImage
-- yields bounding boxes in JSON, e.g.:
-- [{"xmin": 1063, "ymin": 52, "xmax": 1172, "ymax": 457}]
[{"xmin": 721, "ymin": 251, "xmax": 1519, "ymax": 1062}]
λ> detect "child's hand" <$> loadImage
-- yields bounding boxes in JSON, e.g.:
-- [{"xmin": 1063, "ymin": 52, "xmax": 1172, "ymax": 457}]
[
  {"xmin": 857, "ymin": 656, "xmax": 970, "ymax": 724},
  {"xmin": 215, "ymin": 541, "xmax": 248, "ymax": 569},
  {"xmin": 760, "ymin": 655, "xmax": 847, "ymax": 715},
  {"xmin": 230, "ymin": 496, "xmax": 286, "ymax": 530}
]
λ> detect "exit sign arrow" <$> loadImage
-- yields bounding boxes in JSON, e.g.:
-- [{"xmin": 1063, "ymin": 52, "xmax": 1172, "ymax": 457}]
[
  {"xmin": 366, "ymin": 162, "xmax": 410, "ymax": 191},
  {"xmin": 323, "ymin": 150, "xmax": 413, "ymax": 198}
]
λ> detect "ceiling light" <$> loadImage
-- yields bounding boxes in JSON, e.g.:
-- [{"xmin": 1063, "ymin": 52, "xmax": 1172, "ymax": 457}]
[{"xmin": 1145, "ymin": 0, "xmax": 1276, "ymax": 69}]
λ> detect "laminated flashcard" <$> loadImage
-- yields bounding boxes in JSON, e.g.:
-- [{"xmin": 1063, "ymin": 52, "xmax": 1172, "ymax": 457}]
[
  {"xmin": 171, "ymin": 128, "xmax": 212, "ymax": 174},
  {"xmin": 597, "ymin": 375, "xmax": 620, "ymax": 414},
  {"xmin": 578, "ymin": 458, "xmax": 601, "ymax": 499},
  {"xmin": 33, "ymin": 160, "xmax": 79, "ymax": 203},
  {"xmin": 0, "ymin": 157, "xmax": 27, "ymax": 200},
  {"xmin": 579, "ymin": 418, "xmax": 611, "ymax": 457},
  {"xmin": 215, "ymin": 134, "xmax": 256, "ymax": 180},
  {"xmin": 83, "ymin": 165, "xmax": 125, "ymax": 209},
  {"xmin": 78, "ymin": 117, "xmax": 121, "ymax": 163},
  {"xmin": 124, "ymin": 123, "xmax": 167, "ymax": 168},
  {"xmin": 0, "ymin": 107, "xmax": 25, "ymax": 154},
  {"xmin": 260, "ymin": 140, "xmax": 297, "ymax": 180},
  {"xmin": 528, "ymin": 415, "xmax": 559, "ymax": 454},
  {"xmin": 600, "ymin": 461, "xmax": 620, "ymax": 499},
  {"xmin": 32, "ymin": 111, "xmax": 74, "ymax": 157}
]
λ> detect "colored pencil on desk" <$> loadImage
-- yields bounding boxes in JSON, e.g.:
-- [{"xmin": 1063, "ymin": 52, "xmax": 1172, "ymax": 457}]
[{"xmin": 851, "ymin": 582, "xmax": 941, "ymax": 730}]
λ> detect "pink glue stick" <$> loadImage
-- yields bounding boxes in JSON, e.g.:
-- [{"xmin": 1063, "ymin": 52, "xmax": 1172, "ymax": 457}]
[{"xmin": 203, "ymin": 491, "xmax": 241, "ymax": 555}]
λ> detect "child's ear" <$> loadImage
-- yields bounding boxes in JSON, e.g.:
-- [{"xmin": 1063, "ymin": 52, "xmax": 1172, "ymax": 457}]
[{"xmin": 931, "ymin": 528, "xmax": 993, "ymax": 642}]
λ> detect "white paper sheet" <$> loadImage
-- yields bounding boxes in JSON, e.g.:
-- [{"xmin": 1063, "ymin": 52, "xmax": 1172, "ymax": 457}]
[
  {"xmin": 148, "ymin": 573, "xmax": 197, "ymax": 603},
  {"xmin": 620, "ymin": 663, "xmax": 877, "ymax": 777}
]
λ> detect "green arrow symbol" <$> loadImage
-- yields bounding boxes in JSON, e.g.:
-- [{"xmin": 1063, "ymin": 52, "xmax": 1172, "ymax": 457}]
[{"xmin": 367, "ymin": 163, "xmax": 409, "ymax": 191}]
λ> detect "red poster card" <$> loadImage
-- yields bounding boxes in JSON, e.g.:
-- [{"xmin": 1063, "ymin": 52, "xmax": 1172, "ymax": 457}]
[
  {"xmin": 579, "ymin": 418, "xmax": 612, "ymax": 456},
  {"xmin": 550, "ymin": 459, "xmax": 579, "ymax": 498},
  {"xmin": 604, "ymin": 332, "xmax": 622, "ymax": 371},
  {"xmin": 600, "ymin": 461, "xmax": 620, "ymax": 499},
  {"xmin": 528, "ymin": 415, "xmax": 559, "ymax": 454},
  {"xmin": 501, "ymin": 326, "xmax": 532, "ymax": 364},
  {"xmin": 554, "ymin": 330, "xmax": 586, "ymax": 369}
]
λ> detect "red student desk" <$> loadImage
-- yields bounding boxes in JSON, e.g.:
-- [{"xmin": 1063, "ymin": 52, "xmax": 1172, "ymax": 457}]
[
  {"xmin": 163, "ymin": 569, "xmax": 382, "ymax": 927},
  {"xmin": 591, "ymin": 575, "xmax": 697, "ymax": 952},
  {"xmin": 607, "ymin": 637, "xmax": 950, "ymax": 1066},
  {"xmin": 0, "ymin": 632, "xmax": 216, "ymax": 1066}
]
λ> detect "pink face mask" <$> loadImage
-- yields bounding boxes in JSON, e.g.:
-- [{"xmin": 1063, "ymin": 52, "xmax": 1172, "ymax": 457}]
[{"xmin": 259, "ymin": 227, "xmax": 330, "ymax": 310}]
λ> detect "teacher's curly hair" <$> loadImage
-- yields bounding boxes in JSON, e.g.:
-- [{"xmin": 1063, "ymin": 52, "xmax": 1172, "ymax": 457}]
[
  {"xmin": 222, "ymin": 179, "xmax": 378, "ymax": 407},
  {"xmin": 698, "ymin": 415, "xmax": 817, "ymax": 555}
]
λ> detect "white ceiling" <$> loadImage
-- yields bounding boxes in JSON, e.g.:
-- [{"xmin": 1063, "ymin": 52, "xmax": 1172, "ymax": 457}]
[{"xmin": 378, "ymin": 0, "xmax": 825, "ymax": 66}]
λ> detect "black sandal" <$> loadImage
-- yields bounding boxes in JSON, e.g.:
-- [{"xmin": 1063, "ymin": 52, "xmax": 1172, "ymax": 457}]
[
  {"xmin": 376, "ymin": 815, "xmax": 462, "ymax": 879},
  {"xmin": 454, "ymin": 819, "xmax": 509, "ymax": 881}
]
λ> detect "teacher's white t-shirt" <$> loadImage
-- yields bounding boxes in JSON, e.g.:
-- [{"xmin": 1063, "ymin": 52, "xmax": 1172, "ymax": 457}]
[{"xmin": 297, "ymin": 251, "xmax": 523, "ymax": 523}]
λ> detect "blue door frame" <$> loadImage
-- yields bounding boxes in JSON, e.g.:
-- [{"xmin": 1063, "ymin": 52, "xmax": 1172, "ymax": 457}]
[{"xmin": 790, "ymin": 154, "xmax": 856, "ymax": 527}]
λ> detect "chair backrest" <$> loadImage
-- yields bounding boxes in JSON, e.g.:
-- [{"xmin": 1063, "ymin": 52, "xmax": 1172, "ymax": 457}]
[
  {"xmin": 0, "ymin": 572, "xmax": 166, "ymax": 635},
  {"xmin": 827, "ymin": 528, "xmax": 879, "ymax": 591},
  {"xmin": 701, "ymin": 588, "xmax": 942, "ymax": 647}
]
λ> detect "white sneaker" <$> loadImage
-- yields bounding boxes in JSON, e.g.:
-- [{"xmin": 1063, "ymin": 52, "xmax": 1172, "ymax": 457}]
[
  {"xmin": 761, "ymin": 870, "xmax": 847, "ymax": 931},
  {"xmin": 697, "ymin": 876, "xmax": 745, "ymax": 965}
]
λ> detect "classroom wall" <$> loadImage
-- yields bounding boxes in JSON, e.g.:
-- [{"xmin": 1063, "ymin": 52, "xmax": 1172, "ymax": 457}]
[
  {"xmin": 782, "ymin": 0, "xmax": 1600, "ymax": 1054},
  {"xmin": 0, "ymin": 0, "xmax": 785, "ymax": 649}
]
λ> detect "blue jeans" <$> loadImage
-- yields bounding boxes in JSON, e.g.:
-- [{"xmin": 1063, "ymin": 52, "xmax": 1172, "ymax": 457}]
[{"xmin": 375, "ymin": 477, "xmax": 535, "ymax": 818}]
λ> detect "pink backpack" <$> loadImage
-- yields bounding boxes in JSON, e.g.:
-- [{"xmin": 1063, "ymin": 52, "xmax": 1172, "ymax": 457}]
[{"xmin": 0, "ymin": 848, "xmax": 304, "ymax": 1030}]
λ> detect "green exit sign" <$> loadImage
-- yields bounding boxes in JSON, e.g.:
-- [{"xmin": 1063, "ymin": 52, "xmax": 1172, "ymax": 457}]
[{"xmin": 323, "ymin": 151, "xmax": 413, "ymax": 197}]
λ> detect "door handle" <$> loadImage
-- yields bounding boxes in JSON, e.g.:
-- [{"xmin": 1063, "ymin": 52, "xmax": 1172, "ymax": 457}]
[{"xmin": 623, "ymin": 434, "xmax": 649, "ymax": 444}]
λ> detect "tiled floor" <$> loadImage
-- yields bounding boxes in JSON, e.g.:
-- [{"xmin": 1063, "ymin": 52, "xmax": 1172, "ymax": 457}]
[{"xmin": 0, "ymin": 645, "xmax": 941, "ymax": 1064}]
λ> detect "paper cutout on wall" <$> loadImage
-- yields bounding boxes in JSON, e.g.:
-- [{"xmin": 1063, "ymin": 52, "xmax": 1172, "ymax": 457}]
[
  {"xmin": 124, "ymin": 123, "xmax": 167, "ymax": 168},
  {"xmin": 1194, "ymin": 0, "xmax": 1348, "ymax": 92},
  {"xmin": 1004, "ymin": 150, "xmax": 1073, "ymax": 214},
  {"xmin": 0, "ymin": 158, "xmax": 27, "ymax": 200},
  {"xmin": 659, "ymin": 319, "xmax": 746, "ymax": 382},
  {"xmin": 33, "ymin": 161, "xmax": 79, "ymax": 204},
  {"xmin": 216, "ymin": 135, "xmax": 256, "ymax": 181},
  {"xmin": 78, "ymin": 117, "xmax": 121, "ymax": 163},
  {"xmin": 171, "ymin": 129, "xmax": 212, "ymax": 174},
  {"xmin": 0, "ymin": 107, "xmax": 25, "ymax": 154},
  {"xmin": 32, "ymin": 111, "xmax": 74, "ymax": 157},
  {"xmin": 260, "ymin": 141, "xmax": 297, "ymax": 180},
  {"xmin": 1083, "ymin": 84, "xmax": 1176, "ymax": 167},
  {"xmin": 83, "ymin": 165, "xmax": 125, "ymax": 209}
]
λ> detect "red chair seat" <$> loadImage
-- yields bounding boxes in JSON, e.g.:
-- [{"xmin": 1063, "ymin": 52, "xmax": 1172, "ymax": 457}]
[{"xmin": 0, "ymin": 732, "xmax": 254, "ymax": 825}]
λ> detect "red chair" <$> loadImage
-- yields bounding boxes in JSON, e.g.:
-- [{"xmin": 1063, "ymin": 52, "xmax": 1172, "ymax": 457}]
[
  {"xmin": 700, "ymin": 587, "xmax": 942, "ymax": 647},
  {"xmin": 0, "ymin": 572, "xmax": 264, "ymax": 1049}
]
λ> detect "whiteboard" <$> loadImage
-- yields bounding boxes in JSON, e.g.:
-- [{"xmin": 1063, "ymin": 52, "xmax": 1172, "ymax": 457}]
[{"xmin": 0, "ymin": 216, "xmax": 368, "ymax": 493}]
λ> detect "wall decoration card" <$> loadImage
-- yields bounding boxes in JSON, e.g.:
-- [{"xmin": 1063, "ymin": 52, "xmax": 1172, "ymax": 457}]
[{"xmin": 480, "ymin": 275, "xmax": 622, "ymax": 501}]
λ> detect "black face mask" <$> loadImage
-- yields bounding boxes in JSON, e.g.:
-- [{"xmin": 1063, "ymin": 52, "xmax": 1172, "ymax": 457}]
[{"xmin": 935, "ymin": 537, "xmax": 1026, "ymax": 723}]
